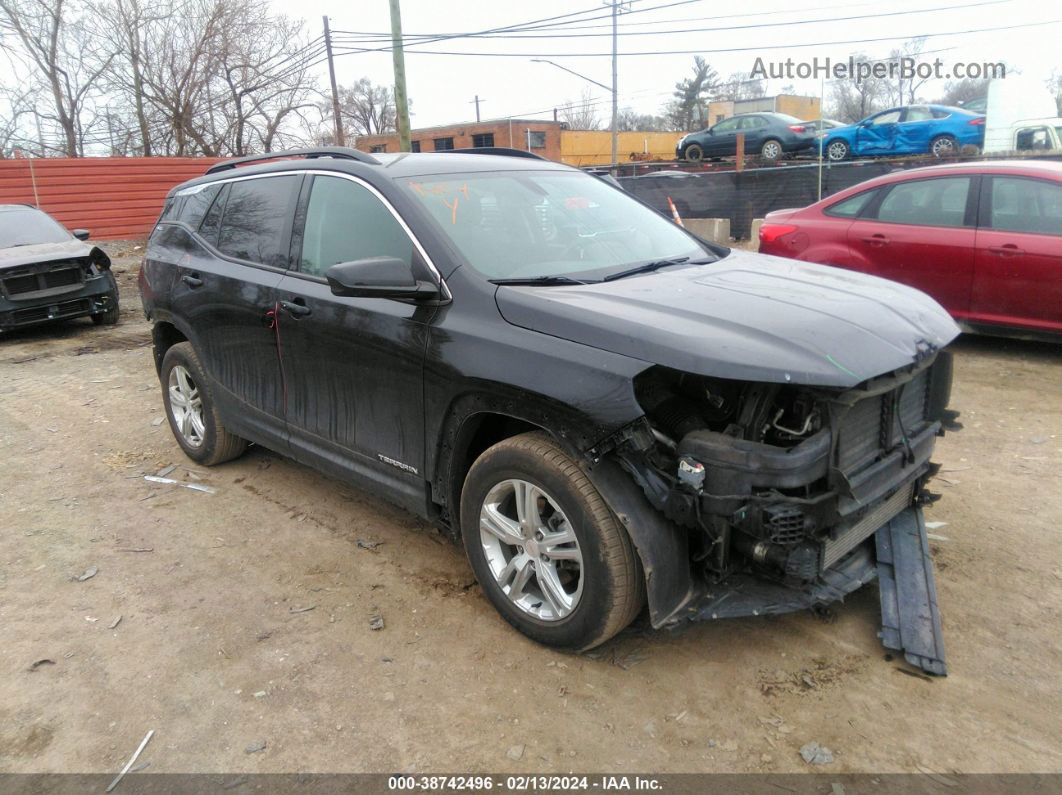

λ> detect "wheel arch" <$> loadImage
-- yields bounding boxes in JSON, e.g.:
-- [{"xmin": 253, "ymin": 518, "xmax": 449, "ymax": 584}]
[{"xmin": 151, "ymin": 319, "xmax": 190, "ymax": 375}]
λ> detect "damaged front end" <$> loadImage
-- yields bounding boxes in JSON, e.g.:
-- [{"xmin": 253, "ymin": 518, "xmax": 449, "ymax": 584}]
[{"xmin": 589, "ymin": 351, "xmax": 959, "ymax": 675}]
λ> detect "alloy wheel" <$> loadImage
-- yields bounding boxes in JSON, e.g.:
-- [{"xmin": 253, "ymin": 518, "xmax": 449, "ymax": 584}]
[
  {"xmin": 762, "ymin": 141, "xmax": 782, "ymax": 160},
  {"xmin": 932, "ymin": 136, "xmax": 956, "ymax": 157},
  {"xmin": 827, "ymin": 141, "xmax": 848, "ymax": 161},
  {"xmin": 479, "ymin": 479, "xmax": 583, "ymax": 621},
  {"xmin": 168, "ymin": 364, "xmax": 205, "ymax": 448}
]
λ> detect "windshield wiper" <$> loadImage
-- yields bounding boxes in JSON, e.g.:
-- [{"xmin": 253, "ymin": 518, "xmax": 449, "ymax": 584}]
[
  {"xmin": 490, "ymin": 275, "xmax": 593, "ymax": 286},
  {"xmin": 603, "ymin": 256, "xmax": 706, "ymax": 282}
]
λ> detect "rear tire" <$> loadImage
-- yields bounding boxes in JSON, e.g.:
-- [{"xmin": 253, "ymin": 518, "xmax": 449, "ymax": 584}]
[
  {"xmin": 160, "ymin": 341, "xmax": 247, "ymax": 466},
  {"xmin": 461, "ymin": 432, "xmax": 645, "ymax": 651},
  {"xmin": 826, "ymin": 139, "xmax": 849, "ymax": 161},
  {"xmin": 931, "ymin": 134, "xmax": 958, "ymax": 158},
  {"xmin": 760, "ymin": 139, "xmax": 783, "ymax": 161}
]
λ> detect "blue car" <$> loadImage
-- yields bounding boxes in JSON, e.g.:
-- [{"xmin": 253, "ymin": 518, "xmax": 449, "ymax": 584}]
[{"xmin": 823, "ymin": 104, "xmax": 986, "ymax": 161}]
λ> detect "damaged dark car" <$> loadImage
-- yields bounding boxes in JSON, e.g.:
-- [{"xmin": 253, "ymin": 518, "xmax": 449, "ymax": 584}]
[
  {"xmin": 140, "ymin": 147, "xmax": 960, "ymax": 674},
  {"xmin": 0, "ymin": 205, "xmax": 119, "ymax": 332}
]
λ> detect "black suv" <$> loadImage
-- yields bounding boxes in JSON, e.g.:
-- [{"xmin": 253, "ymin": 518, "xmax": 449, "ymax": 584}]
[{"xmin": 140, "ymin": 147, "xmax": 959, "ymax": 671}]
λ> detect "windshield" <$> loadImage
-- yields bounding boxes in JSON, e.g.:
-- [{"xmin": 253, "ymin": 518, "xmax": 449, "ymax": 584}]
[
  {"xmin": 400, "ymin": 171, "xmax": 714, "ymax": 281},
  {"xmin": 0, "ymin": 207, "xmax": 71, "ymax": 248}
]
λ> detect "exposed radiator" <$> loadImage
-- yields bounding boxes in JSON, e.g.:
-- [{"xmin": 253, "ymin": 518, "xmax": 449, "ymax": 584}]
[{"xmin": 822, "ymin": 483, "xmax": 914, "ymax": 569}]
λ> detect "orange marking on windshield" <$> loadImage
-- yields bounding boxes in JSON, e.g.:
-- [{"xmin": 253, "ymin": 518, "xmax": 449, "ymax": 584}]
[{"xmin": 443, "ymin": 195, "xmax": 459, "ymax": 224}]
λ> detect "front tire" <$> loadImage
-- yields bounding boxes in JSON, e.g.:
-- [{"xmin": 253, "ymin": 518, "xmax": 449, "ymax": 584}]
[
  {"xmin": 461, "ymin": 432, "xmax": 645, "ymax": 651},
  {"xmin": 683, "ymin": 143, "xmax": 704, "ymax": 163},
  {"xmin": 160, "ymin": 341, "xmax": 247, "ymax": 466},
  {"xmin": 91, "ymin": 273, "xmax": 119, "ymax": 325}
]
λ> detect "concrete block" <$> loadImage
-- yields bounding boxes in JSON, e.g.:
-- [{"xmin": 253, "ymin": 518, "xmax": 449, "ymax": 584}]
[
  {"xmin": 749, "ymin": 217, "xmax": 766, "ymax": 244},
  {"xmin": 684, "ymin": 217, "xmax": 731, "ymax": 244}
]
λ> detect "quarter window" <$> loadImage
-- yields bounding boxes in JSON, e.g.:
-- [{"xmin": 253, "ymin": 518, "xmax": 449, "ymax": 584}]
[
  {"xmin": 299, "ymin": 175, "xmax": 414, "ymax": 278},
  {"xmin": 825, "ymin": 189, "xmax": 877, "ymax": 218},
  {"xmin": 875, "ymin": 177, "xmax": 971, "ymax": 228},
  {"xmin": 988, "ymin": 177, "xmax": 1062, "ymax": 235},
  {"xmin": 215, "ymin": 176, "xmax": 299, "ymax": 267},
  {"xmin": 178, "ymin": 184, "xmax": 221, "ymax": 229},
  {"xmin": 198, "ymin": 183, "xmax": 229, "ymax": 246}
]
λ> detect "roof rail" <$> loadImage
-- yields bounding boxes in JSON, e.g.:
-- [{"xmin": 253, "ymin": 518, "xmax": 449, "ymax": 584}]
[
  {"xmin": 442, "ymin": 147, "xmax": 547, "ymax": 161},
  {"xmin": 205, "ymin": 147, "xmax": 380, "ymax": 174}
]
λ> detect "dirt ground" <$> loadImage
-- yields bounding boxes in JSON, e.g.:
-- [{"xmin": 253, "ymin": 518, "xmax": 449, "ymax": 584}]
[{"xmin": 1, "ymin": 241, "xmax": 1060, "ymax": 776}]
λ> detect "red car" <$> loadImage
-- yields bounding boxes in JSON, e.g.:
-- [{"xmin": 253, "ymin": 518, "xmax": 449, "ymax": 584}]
[{"xmin": 758, "ymin": 161, "xmax": 1062, "ymax": 337}]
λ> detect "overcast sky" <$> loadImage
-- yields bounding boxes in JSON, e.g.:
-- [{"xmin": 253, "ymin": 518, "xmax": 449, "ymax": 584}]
[{"xmin": 270, "ymin": 0, "xmax": 1058, "ymax": 128}]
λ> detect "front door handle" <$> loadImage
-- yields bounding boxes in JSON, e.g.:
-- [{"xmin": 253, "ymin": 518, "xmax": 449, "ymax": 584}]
[
  {"xmin": 279, "ymin": 298, "xmax": 311, "ymax": 318},
  {"xmin": 862, "ymin": 234, "xmax": 890, "ymax": 247},
  {"xmin": 988, "ymin": 244, "xmax": 1024, "ymax": 257},
  {"xmin": 182, "ymin": 273, "xmax": 203, "ymax": 288}
]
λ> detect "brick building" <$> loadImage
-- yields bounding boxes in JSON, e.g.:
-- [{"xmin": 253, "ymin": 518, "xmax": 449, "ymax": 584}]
[{"xmin": 355, "ymin": 119, "xmax": 564, "ymax": 161}]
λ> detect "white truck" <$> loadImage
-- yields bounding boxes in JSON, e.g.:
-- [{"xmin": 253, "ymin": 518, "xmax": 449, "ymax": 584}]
[{"xmin": 982, "ymin": 76, "xmax": 1061, "ymax": 153}]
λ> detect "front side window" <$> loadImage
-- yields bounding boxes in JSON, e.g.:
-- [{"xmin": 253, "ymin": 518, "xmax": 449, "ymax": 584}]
[
  {"xmin": 988, "ymin": 177, "xmax": 1062, "ymax": 235},
  {"xmin": 874, "ymin": 177, "xmax": 970, "ymax": 227},
  {"xmin": 870, "ymin": 110, "xmax": 901, "ymax": 125},
  {"xmin": 216, "ymin": 176, "xmax": 299, "ymax": 267},
  {"xmin": 1015, "ymin": 127, "xmax": 1050, "ymax": 151},
  {"xmin": 712, "ymin": 118, "xmax": 739, "ymax": 133},
  {"xmin": 401, "ymin": 170, "xmax": 713, "ymax": 281},
  {"xmin": 300, "ymin": 175, "xmax": 414, "ymax": 278}
]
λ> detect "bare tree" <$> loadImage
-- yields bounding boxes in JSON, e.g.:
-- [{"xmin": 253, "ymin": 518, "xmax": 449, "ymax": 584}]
[
  {"xmin": 1047, "ymin": 69, "xmax": 1062, "ymax": 116},
  {"xmin": 337, "ymin": 78, "xmax": 397, "ymax": 136},
  {"xmin": 0, "ymin": 0, "xmax": 114, "ymax": 155},
  {"xmin": 714, "ymin": 72, "xmax": 766, "ymax": 102},
  {"xmin": 826, "ymin": 54, "xmax": 889, "ymax": 122},
  {"xmin": 559, "ymin": 87, "xmax": 601, "ymax": 130},
  {"xmin": 616, "ymin": 107, "xmax": 665, "ymax": 132},
  {"xmin": 885, "ymin": 37, "xmax": 930, "ymax": 106},
  {"xmin": 933, "ymin": 77, "xmax": 990, "ymax": 108}
]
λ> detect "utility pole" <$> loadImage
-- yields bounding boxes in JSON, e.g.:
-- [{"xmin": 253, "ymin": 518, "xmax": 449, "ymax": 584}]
[
  {"xmin": 322, "ymin": 16, "xmax": 345, "ymax": 147},
  {"xmin": 389, "ymin": 0, "xmax": 412, "ymax": 152},
  {"xmin": 610, "ymin": 0, "xmax": 619, "ymax": 169},
  {"xmin": 471, "ymin": 95, "xmax": 484, "ymax": 123}
]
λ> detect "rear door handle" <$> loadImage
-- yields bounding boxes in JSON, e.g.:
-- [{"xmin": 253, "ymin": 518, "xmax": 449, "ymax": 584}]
[
  {"xmin": 862, "ymin": 234, "xmax": 889, "ymax": 247},
  {"xmin": 279, "ymin": 298, "xmax": 311, "ymax": 318},
  {"xmin": 988, "ymin": 244, "xmax": 1024, "ymax": 256},
  {"xmin": 181, "ymin": 273, "xmax": 203, "ymax": 288}
]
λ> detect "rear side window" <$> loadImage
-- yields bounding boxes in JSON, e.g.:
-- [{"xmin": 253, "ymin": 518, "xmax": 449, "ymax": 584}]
[
  {"xmin": 875, "ymin": 177, "xmax": 971, "ymax": 228},
  {"xmin": 178, "ymin": 184, "xmax": 221, "ymax": 229},
  {"xmin": 216, "ymin": 176, "xmax": 299, "ymax": 267},
  {"xmin": 299, "ymin": 175, "xmax": 414, "ymax": 278},
  {"xmin": 198, "ymin": 183, "xmax": 229, "ymax": 247},
  {"xmin": 988, "ymin": 177, "xmax": 1062, "ymax": 235},
  {"xmin": 825, "ymin": 190, "xmax": 877, "ymax": 218}
]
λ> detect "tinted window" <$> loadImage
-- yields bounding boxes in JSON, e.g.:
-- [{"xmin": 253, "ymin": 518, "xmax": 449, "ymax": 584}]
[
  {"xmin": 875, "ymin": 178, "xmax": 970, "ymax": 227},
  {"xmin": 825, "ymin": 190, "xmax": 877, "ymax": 218},
  {"xmin": 0, "ymin": 207, "xmax": 70, "ymax": 247},
  {"xmin": 300, "ymin": 175, "xmax": 414, "ymax": 278},
  {"xmin": 871, "ymin": 110, "xmax": 901, "ymax": 125},
  {"xmin": 199, "ymin": 183, "xmax": 228, "ymax": 246},
  {"xmin": 989, "ymin": 177, "xmax": 1062, "ymax": 235},
  {"xmin": 216, "ymin": 176, "xmax": 298, "ymax": 266},
  {"xmin": 177, "ymin": 184, "xmax": 221, "ymax": 229}
]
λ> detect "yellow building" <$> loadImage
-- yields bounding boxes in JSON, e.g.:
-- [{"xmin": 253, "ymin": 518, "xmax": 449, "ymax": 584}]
[{"xmin": 560, "ymin": 130, "xmax": 685, "ymax": 166}]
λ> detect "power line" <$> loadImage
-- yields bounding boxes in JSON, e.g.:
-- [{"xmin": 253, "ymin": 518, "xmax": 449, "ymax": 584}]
[
  {"xmin": 331, "ymin": 0, "xmax": 1008, "ymax": 43},
  {"xmin": 329, "ymin": 17, "xmax": 1061, "ymax": 58}
]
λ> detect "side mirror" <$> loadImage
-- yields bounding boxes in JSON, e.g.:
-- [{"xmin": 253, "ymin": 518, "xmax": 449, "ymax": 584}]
[
  {"xmin": 73, "ymin": 228, "xmax": 90, "ymax": 241},
  {"xmin": 325, "ymin": 256, "xmax": 439, "ymax": 300}
]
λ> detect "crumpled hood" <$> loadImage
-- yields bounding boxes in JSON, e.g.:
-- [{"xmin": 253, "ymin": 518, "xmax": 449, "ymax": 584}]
[
  {"xmin": 0, "ymin": 239, "xmax": 94, "ymax": 270},
  {"xmin": 494, "ymin": 249, "xmax": 960, "ymax": 387}
]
